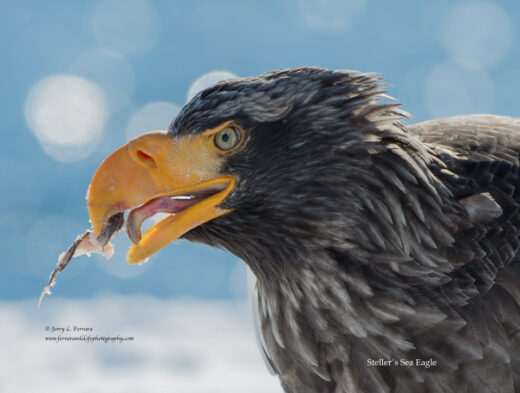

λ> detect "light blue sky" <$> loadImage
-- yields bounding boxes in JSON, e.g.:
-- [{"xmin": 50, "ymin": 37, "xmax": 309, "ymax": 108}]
[{"xmin": 1, "ymin": 0, "xmax": 519, "ymax": 301}]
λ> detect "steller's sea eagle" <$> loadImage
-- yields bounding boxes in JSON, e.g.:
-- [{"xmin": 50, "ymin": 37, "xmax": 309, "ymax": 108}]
[{"xmin": 86, "ymin": 67, "xmax": 520, "ymax": 393}]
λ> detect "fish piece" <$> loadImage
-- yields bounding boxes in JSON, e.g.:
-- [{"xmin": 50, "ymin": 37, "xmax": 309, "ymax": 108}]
[
  {"xmin": 96, "ymin": 211, "xmax": 125, "ymax": 248},
  {"xmin": 38, "ymin": 212, "xmax": 124, "ymax": 307}
]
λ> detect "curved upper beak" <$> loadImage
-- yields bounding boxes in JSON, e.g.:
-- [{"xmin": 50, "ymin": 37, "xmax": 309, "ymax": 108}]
[{"xmin": 86, "ymin": 131, "xmax": 234, "ymax": 264}]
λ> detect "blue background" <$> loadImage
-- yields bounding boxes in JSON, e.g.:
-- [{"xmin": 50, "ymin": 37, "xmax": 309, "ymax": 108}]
[{"xmin": 2, "ymin": 0, "xmax": 519, "ymax": 301}]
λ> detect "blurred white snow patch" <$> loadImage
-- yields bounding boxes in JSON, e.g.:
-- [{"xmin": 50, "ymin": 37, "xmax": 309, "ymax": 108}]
[
  {"xmin": 92, "ymin": 0, "xmax": 160, "ymax": 56},
  {"xmin": 25, "ymin": 74, "xmax": 108, "ymax": 162},
  {"xmin": 126, "ymin": 102, "xmax": 181, "ymax": 141},
  {"xmin": 1, "ymin": 296, "xmax": 282, "ymax": 393},
  {"xmin": 441, "ymin": 1, "xmax": 513, "ymax": 70},
  {"xmin": 425, "ymin": 63, "xmax": 494, "ymax": 118},
  {"xmin": 187, "ymin": 71, "xmax": 237, "ymax": 102},
  {"xmin": 94, "ymin": 230, "xmax": 153, "ymax": 279},
  {"xmin": 72, "ymin": 48, "xmax": 135, "ymax": 112},
  {"xmin": 297, "ymin": 0, "xmax": 366, "ymax": 34}
]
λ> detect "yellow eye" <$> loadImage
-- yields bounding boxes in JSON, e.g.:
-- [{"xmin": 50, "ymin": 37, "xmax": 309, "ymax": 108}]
[{"xmin": 214, "ymin": 126, "xmax": 241, "ymax": 151}]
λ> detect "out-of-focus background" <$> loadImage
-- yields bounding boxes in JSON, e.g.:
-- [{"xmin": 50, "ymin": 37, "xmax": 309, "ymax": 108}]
[{"xmin": 1, "ymin": 0, "xmax": 519, "ymax": 392}]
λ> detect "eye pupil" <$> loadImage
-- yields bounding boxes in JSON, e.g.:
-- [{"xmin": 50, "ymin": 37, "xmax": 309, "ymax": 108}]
[{"xmin": 221, "ymin": 133, "xmax": 229, "ymax": 142}]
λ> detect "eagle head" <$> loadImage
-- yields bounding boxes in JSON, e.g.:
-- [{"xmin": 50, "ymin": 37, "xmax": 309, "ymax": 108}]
[{"xmin": 87, "ymin": 67, "xmax": 406, "ymax": 275}]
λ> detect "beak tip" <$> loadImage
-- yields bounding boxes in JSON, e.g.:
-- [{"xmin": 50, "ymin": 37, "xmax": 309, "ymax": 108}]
[{"xmin": 127, "ymin": 246, "xmax": 144, "ymax": 265}]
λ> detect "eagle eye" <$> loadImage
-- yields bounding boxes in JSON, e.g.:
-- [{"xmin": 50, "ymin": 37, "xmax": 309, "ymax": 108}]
[{"xmin": 214, "ymin": 126, "xmax": 241, "ymax": 151}]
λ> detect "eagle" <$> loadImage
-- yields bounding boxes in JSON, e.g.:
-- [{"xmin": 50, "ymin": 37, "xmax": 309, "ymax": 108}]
[{"xmin": 86, "ymin": 67, "xmax": 520, "ymax": 393}]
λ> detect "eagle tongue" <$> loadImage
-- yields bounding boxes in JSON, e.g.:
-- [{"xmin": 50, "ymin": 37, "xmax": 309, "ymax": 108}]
[{"xmin": 126, "ymin": 196, "xmax": 198, "ymax": 245}]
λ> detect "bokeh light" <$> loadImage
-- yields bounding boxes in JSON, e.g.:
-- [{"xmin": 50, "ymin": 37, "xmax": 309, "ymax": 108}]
[
  {"xmin": 424, "ymin": 63, "xmax": 494, "ymax": 118},
  {"xmin": 441, "ymin": 1, "xmax": 513, "ymax": 70},
  {"xmin": 126, "ymin": 102, "xmax": 181, "ymax": 141},
  {"xmin": 296, "ymin": 0, "xmax": 366, "ymax": 34},
  {"xmin": 71, "ymin": 48, "xmax": 135, "ymax": 113},
  {"xmin": 186, "ymin": 71, "xmax": 237, "ymax": 102},
  {"xmin": 24, "ymin": 74, "xmax": 108, "ymax": 162},
  {"xmin": 92, "ymin": 0, "xmax": 160, "ymax": 56}
]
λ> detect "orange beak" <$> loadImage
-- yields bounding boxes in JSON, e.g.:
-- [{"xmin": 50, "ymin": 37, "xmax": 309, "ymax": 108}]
[{"xmin": 87, "ymin": 131, "xmax": 235, "ymax": 264}]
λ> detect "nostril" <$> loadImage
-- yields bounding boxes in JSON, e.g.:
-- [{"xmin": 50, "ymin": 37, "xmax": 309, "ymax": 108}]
[
  {"xmin": 135, "ymin": 149, "xmax": 157, "ymax": 169},
  {"xmin": 137, "ymin": 150, "xmax": 152, "ymax": 160}
]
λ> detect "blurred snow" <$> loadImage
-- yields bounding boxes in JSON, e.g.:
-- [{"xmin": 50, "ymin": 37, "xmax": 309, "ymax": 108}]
[
  {"xmin": 424, "ymin": 63, "xmax": 494, "ymax": 118},
  {"xmin": 296, "ymin": 0, "xmax": 366, "ymax": 34},
  {"xmin": 126, "ymin": 102, "xmax": 181, "ymax": 141},
  {"xmin": 72, "ymin": 48, "xmax": 135, "ymax": 113},
  {"xmin": 441, "ymin": 1, "xmax": 513, "ymax": 70},
  {"xmin": 187, "ymin": 71, "xmax": 237, "ymax": 102},
  {"xmin": 92, "ymin": 0, "xmax": 160, "ymax": 56},
  {"xmin": 1, "ymin": 296, "xmax": 282, "ymax": 393},
  {"xmin": 24, "ymin": 75, "xmax": 108, "ymax": 162}
]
